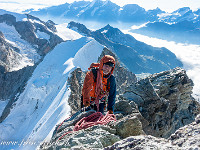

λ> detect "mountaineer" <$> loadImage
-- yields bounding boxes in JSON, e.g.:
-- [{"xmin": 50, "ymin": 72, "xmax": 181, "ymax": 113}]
[{"xmin": 81, "ymin": 55, "xmax": 116, "ymax": 114}]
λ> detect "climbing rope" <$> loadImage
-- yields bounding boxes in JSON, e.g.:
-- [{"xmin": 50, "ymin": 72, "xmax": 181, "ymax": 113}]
[
  {"xmin": 55, "ymin": 110, "xmax": 82, "ymax": 135},
  {"xmin": 58, "ymin": 111, "xmax": 116, "ymax": 141}
]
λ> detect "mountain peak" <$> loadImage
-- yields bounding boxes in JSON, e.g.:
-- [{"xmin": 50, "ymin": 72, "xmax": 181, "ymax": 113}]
[
  {"xmin": 89, "ymin": 0, "xmax": 103, "ymax": 7},
  {"xmin": 104, "ymin": 24, "xmax": 112, "ymax": 29},
  {"xmin": 174, "ymin": 7, "xmax": 191, "ymax": 14},
  {"xmin": 98, "ymin": 24, "xmax": 116, "ymax": 33}
]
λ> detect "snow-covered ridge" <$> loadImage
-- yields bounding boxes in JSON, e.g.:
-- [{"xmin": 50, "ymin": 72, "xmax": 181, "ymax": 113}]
[
  {"xmin": 55, "ymin": 23, "xmax": 82, "ymax": 41},
  {"xmin": 0, "ymin": 33, "xmax": 104, "ymax": 149}
]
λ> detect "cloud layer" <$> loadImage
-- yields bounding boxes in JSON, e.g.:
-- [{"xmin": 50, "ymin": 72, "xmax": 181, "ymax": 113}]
[{"xmin": 126, "ymin": 32, "xmax": 200, "ymax": 102}]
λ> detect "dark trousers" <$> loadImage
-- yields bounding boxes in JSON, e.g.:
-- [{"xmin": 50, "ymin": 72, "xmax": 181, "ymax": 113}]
[
  {"xmin": 81, "ymin": 95, "xmax": 105, "ymax": 113},
  {"xmin": 91, "ymin": 102, "xmax": 105, "ymax": 114}
]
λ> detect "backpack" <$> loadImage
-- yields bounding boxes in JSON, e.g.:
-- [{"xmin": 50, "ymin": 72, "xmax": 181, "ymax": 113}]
[{"xmin": 81, "ymin": 63, "xmax": 111, "ymax": 108}]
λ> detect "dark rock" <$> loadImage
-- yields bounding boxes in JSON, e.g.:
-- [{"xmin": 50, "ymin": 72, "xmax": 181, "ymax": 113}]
[
  {"xmin": 114, "ymin": 100, "xmax": 134, "ymax": 115},
  {"xmin": 45, "ymin": 20, "xmax": 57, "ymax": 32},
  {"xmin": 0, "ymin": 14, "xmax": 16, "ymax": 25},
  {"xmin": 0, "ymin": 66, "xmax": 35, "ymax": 122},
  {"xmin": 114, "ymin": 114, "xmax": 144, "ymax": 138}
]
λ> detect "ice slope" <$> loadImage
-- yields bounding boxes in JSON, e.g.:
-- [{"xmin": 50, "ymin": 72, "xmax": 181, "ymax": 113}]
[{"xmin": 0, "ymin": 35, "xmax": 104, "ymax": 150}]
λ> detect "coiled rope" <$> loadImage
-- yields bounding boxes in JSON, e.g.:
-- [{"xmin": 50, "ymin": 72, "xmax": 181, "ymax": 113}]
[{"xmin": 58, "ymin": 111, "xmax": 116, "ymax": 141}]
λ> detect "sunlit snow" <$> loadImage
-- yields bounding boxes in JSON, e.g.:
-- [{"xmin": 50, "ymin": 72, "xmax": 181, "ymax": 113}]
[
  {"xmin": 55, "ymin": 23, "xmax": 83, "ymax": 41},
  {"xmin": 35, "ymin": 30, "xmax": 50, "ymax": 41}
]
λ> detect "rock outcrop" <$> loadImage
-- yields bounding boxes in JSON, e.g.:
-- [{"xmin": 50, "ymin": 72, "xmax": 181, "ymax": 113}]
[
  {"xmin": 40, "ymin": 110, "xmax": 143, "ymax": 150},
  {"xmin": 122, "ymin": 67, "xmax": 200, "ymax": 138},
  {"xmin": 40, "ymin": 49, "xmax": 199, "ymax": 149},
  {"xmin": 170, "ymin": 114, "xmax": 200, "ymax": 149},
  {"xmin": 0, "ymin": 30, "xmax": 22, "ymax": 72}
]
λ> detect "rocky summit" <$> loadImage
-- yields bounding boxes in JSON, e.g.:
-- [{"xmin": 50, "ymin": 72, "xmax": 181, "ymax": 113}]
[{"xmin": 40, "ymin": 49, "xmax": 200, "ymax": 150}]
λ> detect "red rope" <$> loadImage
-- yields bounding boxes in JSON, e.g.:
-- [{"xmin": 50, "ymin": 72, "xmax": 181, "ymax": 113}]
[{"xmin": 58, "ymin": 111, "xmax": 116, "ymax": 141}]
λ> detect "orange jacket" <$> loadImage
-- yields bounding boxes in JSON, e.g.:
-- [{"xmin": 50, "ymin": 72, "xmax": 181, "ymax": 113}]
[{"xmin": 82, "ymin": 55, "xmax": 115, "ymax": 106}]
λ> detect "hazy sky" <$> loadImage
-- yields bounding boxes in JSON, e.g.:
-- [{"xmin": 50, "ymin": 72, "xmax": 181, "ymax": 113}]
[{"xmin": 0, "ymin": 0, "xmax": 200, "ymax": 13}]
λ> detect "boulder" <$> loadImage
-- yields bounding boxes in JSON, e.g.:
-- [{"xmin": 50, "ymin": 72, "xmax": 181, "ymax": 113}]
[
  {"xmin": 114, "ymin": 100, "xmax": 134, "ymax": 115},
  {"xmin": 114, "ymin": 114, "xmax": 144, "ymax": 138}
]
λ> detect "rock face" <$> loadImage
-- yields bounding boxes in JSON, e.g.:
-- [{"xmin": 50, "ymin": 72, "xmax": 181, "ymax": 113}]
[
  {"xmin": 17, "ymin": 14, "xmax": 63, "ymax": 56},
  {"xmin": 0, "ymin": 13, "xmax": 63, "ymax": 122},
  {"xmin": 67, "ymin": 67, "xmax": 85, "ymax": 114},
  {"xmin": 0, "ymin": 66, "xmax": 34, "ymax": 122},
  {"xmin": 42, "ymin": 63, "xmax": 200, "ymax": 149},
  {"xmin": 122, "ymin": 67, "xmax": 200, "ymax": 138},
  {"xmin": 0, "ymin": 30, "xmax": 22, "ymax": 72}
]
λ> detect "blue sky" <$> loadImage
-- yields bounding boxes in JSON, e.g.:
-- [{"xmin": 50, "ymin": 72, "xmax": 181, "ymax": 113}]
[{"xmin": 0, "ymin": 0, "xmax": 200, "ymax": 13}]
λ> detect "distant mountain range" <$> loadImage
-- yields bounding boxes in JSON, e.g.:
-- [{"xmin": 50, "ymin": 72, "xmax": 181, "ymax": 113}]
[
  {"xmin": 67, "ymin": 21, "xmax": 182, "ymax": 74},
  {"xmin": 28, "ymin": 0, "xmax": 200, "ymax": 44},
  {"xmin": 29, "ymin": 0, "xmax": 200, "ymax": 24}
]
